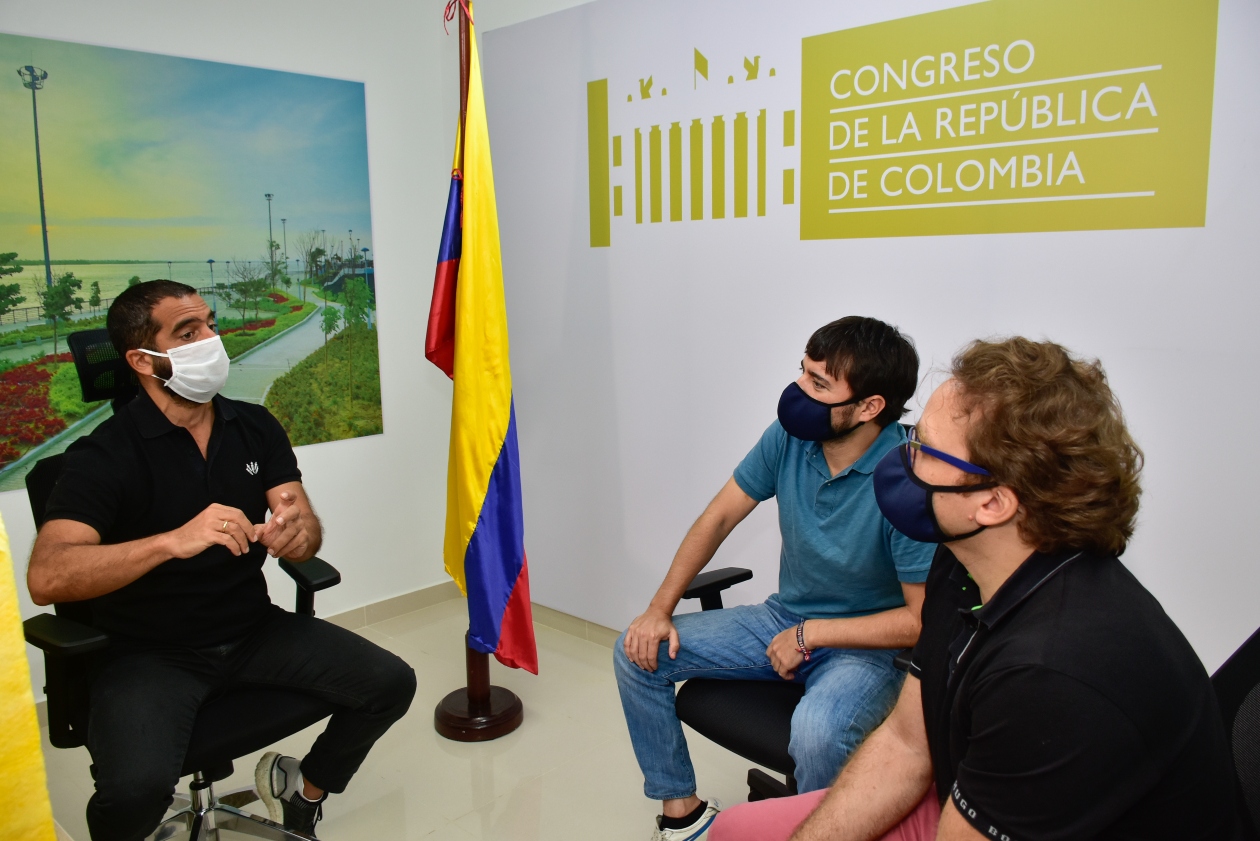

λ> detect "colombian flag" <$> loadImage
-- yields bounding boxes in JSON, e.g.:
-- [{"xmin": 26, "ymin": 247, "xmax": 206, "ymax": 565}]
[{"xmin": 425, "ymin": 16, "xmax": 538, "ymax": 674}]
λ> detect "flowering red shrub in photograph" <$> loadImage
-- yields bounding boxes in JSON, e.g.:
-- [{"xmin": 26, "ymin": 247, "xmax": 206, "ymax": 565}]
[
  {"xmin": 219, "ymin": 318, "xmax": 277, "ymax": 335},
  {"xmin": 0, "ymin": 356, "xmax": 73, "ymax": 468}
]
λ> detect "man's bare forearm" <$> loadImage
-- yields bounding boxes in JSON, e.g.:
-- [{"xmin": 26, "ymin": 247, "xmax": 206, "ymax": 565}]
[
  {"xmin": 647, "ymin": 512, "xmax": 739, "ymax": 614},
  {"xmin": 804, "ymin": 606, "xmax": 921, "ymax": 651},
  {"xmin": 790, "ymin": 719, "xmax": 934, "ymax": 841},
  {"xmin": 29, "ymin": 533, "xmax": 175, "ymax": 605}
]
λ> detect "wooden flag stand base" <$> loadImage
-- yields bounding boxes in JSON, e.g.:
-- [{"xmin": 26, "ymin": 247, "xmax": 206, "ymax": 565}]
[{"xmin": 434, "ymin": 634, "xmax": 523, "ymax": 742}]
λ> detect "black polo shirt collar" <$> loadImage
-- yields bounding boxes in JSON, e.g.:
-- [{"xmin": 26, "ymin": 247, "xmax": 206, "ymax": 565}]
[
  {"xmin": 947, "ymin": 547, "xmax": 1083, "ymax": 681},
  {"xmin": 952, "ymin": 547, "xmax": 1084, "ymax": 631},
  {"xmin": 127, "ymin": 389, "xmax": 236, "ymax": 439}
]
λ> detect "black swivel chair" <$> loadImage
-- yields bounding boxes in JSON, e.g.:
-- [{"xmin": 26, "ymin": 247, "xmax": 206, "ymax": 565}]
[
  {"xmin": 1212, "ymin": 626, "xmax": 1260, "ymax": 840},
  {"xmin": 23, "ymin": 328, "xmax": 345, "ymax": 840},
  {"xmin": 674, "ymin": 567, "xmax": 912, "ymax": 801}
]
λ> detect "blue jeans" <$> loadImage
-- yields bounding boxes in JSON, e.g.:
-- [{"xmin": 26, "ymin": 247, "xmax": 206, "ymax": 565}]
[{"xmin": 614, "ymin": 596, "xmax": 902, "ymax": 799}]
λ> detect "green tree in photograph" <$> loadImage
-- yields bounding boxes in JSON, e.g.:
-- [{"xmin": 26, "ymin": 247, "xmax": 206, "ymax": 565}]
[
  {"xmin": 342, "ymin": 277, "xmax": 373, "ymax": 408},
  {"xmin": 343, "ymin": 277, "xmax": 371, "ymax": 327},
  {"xmin": 218, "ymin": 282, "xmax": 251, "ymax": 324},
  {"xmin": 88, "ymin": 280, "xmax": 102, "ymax": 314},
  {"xmin": 0, "ymin": 252, "xmax": 26, "ymax": 321},
  {"xmin": 127, "ymin": 275, "xmax": 141, "ymax": 287},
  {"xmin": 228, "ymin": 260, "xmax": 268, "ymax": 319},
  {"xmin": 0, "ymin": 252, "xmax": 23, "ymax": 279},
  {"xmin": 36, "ymin": 271, "xmax": 85, "ymax": 355},
  {"xmin": 320, "ymin": 305, "xmax": 342, "ymax": 363}
]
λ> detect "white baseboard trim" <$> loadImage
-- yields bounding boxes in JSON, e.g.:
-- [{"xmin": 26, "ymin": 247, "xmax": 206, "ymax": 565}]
[{"xmin": 322, "ymin": 580, "xmax": 464, "ymax": 630}]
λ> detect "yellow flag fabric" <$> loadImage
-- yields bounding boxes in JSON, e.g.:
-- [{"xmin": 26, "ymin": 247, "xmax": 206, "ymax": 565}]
[
  {"xmin": 442, "ymin": 15, "xmax": 514, "ymax": 591},
  {"xmin": 0, "ymin": 513, "xmax": 57, "ymax": 841}
]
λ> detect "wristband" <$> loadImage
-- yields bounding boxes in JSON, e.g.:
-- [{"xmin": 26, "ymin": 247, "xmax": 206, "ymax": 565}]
[{"xmin": 795, "ymin": 620, "xmax": 811, "ymax": 661}]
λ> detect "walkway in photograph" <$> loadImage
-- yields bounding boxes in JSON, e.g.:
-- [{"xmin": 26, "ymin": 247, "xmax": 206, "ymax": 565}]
[{"xmin": 221, "ymin": 301, "xmax": 341, "ymax": 405}]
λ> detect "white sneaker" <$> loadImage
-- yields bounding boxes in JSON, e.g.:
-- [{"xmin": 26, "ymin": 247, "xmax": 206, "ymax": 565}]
[
  {"xmin": 256, "ymin": 751, "xmax": 300, "ymax": 822},
  {"xmin": 651, "ymin": 798, "xmax": 722, "ymax": 841}
]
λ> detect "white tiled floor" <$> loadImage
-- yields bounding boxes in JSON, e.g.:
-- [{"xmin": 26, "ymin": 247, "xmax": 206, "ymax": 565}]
[{"xmin": 41, "ymin": 600, "xmax": 766, "ymax": 840}]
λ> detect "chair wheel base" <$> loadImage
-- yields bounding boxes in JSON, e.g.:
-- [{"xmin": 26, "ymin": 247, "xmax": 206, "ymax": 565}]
[
  {"xmin": 434, "ymin": 686, "xmax": 523, "ymax": 742},
  {"xmin": 747, "ymin": 768, "xmax": 796, "ymax": 801}
]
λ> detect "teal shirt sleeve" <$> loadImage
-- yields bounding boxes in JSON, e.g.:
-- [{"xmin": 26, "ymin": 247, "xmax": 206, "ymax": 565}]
[
  {"xmin": 886, "ymin": 523, "xmax": 936, "ymax": 584},
  {"xmin": 732, "ymin": 421, "xmax": 787, "ymax": 502}
]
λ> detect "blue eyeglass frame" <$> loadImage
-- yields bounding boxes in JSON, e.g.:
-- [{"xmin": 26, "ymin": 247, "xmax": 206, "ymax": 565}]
[{"xmin": 906, "ymin": 426, "xmax": 992, "ymax": 477}]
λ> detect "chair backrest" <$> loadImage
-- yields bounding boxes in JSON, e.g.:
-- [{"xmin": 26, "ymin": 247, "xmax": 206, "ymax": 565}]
[
  {"xmin": 1212, "ymin": 626, "xmax": 1260, "ymax": 839},
  {"xmin": 25, "ymin": 454, "xmax": 94, "ymax": 627},
  {"xmin": 25, "ymin": 453, "xmax": 65, "ymax": 531},
  {"xmin": 66, "ymin": 328, "xmax": 137, "ymax": 408}
]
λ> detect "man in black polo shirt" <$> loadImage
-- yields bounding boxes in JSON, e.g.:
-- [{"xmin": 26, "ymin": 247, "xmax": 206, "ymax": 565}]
[
  {"xmin": 28, "ymin": 281, "xmax": 417, "ymax": 841},
  {"xmin": 708, "ymin": 337, "xmax": 1240, "ymax": 841}
]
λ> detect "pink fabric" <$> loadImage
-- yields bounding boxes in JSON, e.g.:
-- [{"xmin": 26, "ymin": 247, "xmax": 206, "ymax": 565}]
[{"xmin": 708, "ymin": 785, "xmax": 940, "ymax": 841}]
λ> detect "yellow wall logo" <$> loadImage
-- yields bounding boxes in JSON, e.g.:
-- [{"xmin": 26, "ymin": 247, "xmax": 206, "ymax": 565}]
[
  {"xmin": 800, "ymin": 0, "xmax": 1219, "ymax": 238},
  {"xmin": 586, "ymin": 0, "xmax": 1219, "ymax": 246},
  {"xmin": 587, "ymin": 51, "xmax": 788, "ymax": 247}
]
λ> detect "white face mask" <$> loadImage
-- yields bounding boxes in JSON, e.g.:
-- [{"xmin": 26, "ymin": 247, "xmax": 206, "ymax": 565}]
[{"xmin": 138, "ymin": 334, "xmax": 230, "ymax": 403}]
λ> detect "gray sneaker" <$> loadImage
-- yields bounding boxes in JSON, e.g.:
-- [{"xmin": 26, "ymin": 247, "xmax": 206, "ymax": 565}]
[{"xmin": 255, "ymin": 751, "xmax": 324, "ymax": 836}]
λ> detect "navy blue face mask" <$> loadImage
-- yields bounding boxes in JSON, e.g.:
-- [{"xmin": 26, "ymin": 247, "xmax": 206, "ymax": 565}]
[
  {"xmin": 873, "ymin": 445, "xmax": 998, "ymax": 543},
  {"xmin": 777, "ymin": 382, "xmax": 865, "ymax": 442}
]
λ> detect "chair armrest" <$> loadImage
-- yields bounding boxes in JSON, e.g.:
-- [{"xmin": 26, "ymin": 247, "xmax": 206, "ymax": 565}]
[
  {"xmin": 23, "ymin": 613, "xmax": 110, "ymax": 657},
  {"xmin": 682, "ymin": 567, "xmax": 754, "ymax": 611},
  {"xmin": 279, "ymin": 556, "xmax": 341, "ymax": 592}
]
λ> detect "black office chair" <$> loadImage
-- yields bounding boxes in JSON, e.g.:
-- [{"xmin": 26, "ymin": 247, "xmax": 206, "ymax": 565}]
[
  {"xmin": 1212, "ymin": 626, "xmax": 1260, "ymax": 840},
  {"xmin": 23, "ymin": 328, "xmax": 345, "ymax": 840},
  {"xmin": 673, "ymin": 568, "xmax": 911, "ymax": 801}
]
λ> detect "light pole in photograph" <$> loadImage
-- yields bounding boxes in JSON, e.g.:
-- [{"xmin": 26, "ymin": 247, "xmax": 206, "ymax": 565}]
[
  {"xmin": 17, "ymin": 65, "xmax": 54, "ymax": 289},
  {"xmin": 264, "ymin": 193, "xmax": 275, "ymax": 281},
  {"xmin": 360, "ymin": 246, "xmax": 371, "ymax": 326},
  {"xmin": 167, "ymin": 260, "xmax": 173, "ymax": 280},
  {"xmin": 206, "ymin": 259, "xmax": 217, "ymax": 330},
  {"xmin": 280, "ymin": 217, "xmax": 288, "ymax": 261}
]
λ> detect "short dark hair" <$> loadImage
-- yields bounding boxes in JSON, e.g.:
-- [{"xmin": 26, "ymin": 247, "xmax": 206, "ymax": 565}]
[
  {"xmin": 804, "ymin": 316, "xmax": 919, "ymax": 427},
  {"xmin": 107, "ymin": 279, "xmax": 198, "ymax": 354}
]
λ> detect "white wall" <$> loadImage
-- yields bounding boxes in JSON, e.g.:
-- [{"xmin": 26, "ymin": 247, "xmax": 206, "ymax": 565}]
[
  {"xmin": 1, "ymin": 0, "xmax": 592, "ymax": 700},
  {"xmin": 482, "ymin": 0, "xmax": 1260, "ymax": 673}
]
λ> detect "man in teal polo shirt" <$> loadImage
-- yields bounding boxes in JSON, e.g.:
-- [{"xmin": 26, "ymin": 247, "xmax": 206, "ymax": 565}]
[{"xmin": 615, "ymin": 316, "xmax": 936, "ymax": 841}]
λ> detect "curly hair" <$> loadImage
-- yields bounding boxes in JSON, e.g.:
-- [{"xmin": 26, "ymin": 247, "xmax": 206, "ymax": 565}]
[{"xmin": 950, "ymin": 337, "xmax": 1143, "ymax": 556}]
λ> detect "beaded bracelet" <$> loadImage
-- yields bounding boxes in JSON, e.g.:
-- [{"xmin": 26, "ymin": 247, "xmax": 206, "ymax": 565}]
[{"xmin": 796, "ymin": 620, "xmax": 811, "ymax": 661}]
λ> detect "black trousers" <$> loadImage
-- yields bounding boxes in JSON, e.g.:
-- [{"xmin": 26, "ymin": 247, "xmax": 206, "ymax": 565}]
[{"xmin": 83, "ymin": 607, "xmax": 417, "ymax": 841}]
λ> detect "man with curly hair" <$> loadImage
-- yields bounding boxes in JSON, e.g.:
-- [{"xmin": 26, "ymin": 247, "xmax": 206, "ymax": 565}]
[{"xmin": 709, "ymin": 337, "xmax": 1241, "ymax": 841}]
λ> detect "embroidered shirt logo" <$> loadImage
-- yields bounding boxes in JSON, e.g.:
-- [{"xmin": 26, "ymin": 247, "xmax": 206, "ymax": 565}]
[{"xmin": 245, "ymin": 462, "xmax": 259, "ymax": 475}]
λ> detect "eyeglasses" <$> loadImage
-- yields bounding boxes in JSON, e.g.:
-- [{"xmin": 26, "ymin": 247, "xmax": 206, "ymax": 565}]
[{"xmin": 906, "ymin": 426, "xmax": 992, "ymax": 476}]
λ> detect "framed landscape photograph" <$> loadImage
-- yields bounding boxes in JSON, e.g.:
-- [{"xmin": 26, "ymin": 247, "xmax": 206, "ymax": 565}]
[{"xmin": 0, "ymin": 33, "xmax": 382, "ymax": 491}]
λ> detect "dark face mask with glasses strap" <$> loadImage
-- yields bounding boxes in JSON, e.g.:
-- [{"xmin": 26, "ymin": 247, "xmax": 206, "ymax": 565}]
[{"xmin": 872, "ymin": 428, "xmax": 997, "ymax": 543}]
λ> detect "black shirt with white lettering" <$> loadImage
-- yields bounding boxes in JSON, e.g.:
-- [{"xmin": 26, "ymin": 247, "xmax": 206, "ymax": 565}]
[
  {"xmin": 43, "ymin": 390, "xmax": 302, "ymax": 646},
  {"xmin": 910, "ymin": 546, "xmax": 1241, "ymax": 840}
]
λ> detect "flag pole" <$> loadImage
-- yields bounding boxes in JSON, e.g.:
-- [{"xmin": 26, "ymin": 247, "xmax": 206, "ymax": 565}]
[{"xmin": 434, "ymin": 0, "xmax": 525, "ymax": 742}]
